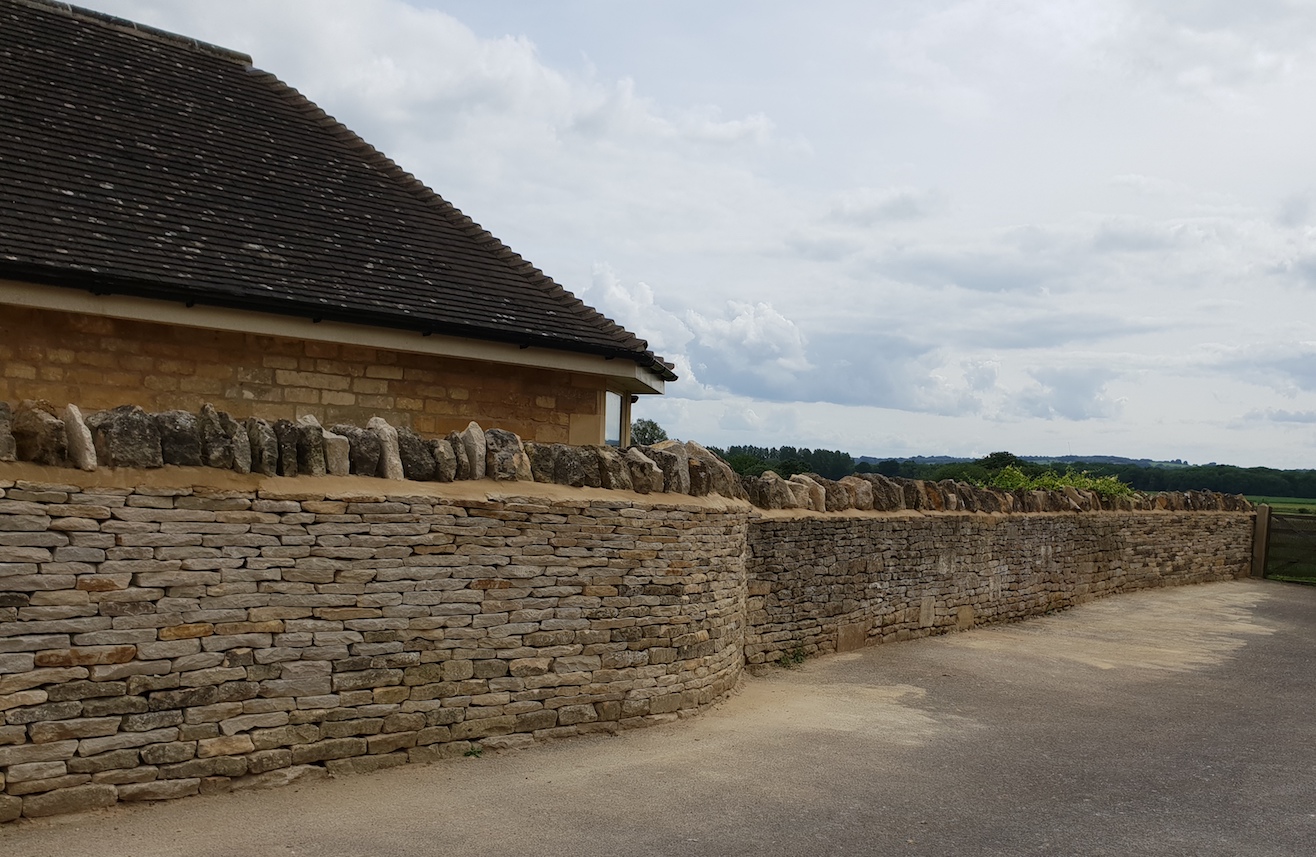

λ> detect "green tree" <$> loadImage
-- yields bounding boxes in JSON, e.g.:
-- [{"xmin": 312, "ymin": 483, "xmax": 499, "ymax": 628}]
[{"xmin": 630, "ymin": 418, "xmax": 668, "ymax": 446}]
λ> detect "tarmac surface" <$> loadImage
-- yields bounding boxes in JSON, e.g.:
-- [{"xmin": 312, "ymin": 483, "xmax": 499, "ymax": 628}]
[{"xmin": 3, "ymin": 578, "xmax": 1313, "ymax": 857}]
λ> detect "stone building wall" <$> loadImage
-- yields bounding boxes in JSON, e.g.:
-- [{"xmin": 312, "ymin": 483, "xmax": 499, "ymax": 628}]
[
  {"xmin": 0, "ymin": 468, "xmax": 1254, "ymax": 822},
  {"xmin": 0, "ymin": 306, "xmax": 605, "ymax": 443},
  {"xmin": 744, "ymin": 512, "xmax": 1254, "ymax": 667}
]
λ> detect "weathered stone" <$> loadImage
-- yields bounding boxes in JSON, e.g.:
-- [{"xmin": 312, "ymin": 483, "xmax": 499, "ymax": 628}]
[
  {"xmin": 117, "ymin": 778, "xmax": 200, "ymax": 802},
  {"xmin": 198, "ymin": 404, "xmax": 234, "ymax": 469},
  {"xmin": 13, "ymin": 400, "xmax": 67, "ymax": 466},
  {"xmin": 485, "ymin": 429, "xmax": 532, "ymax": 481},
  {"xmin": 684, "ymin": 442, "xmax": 747, "ymax": 500},
  {"xmin": 224, "ymin": 413, "xmax": 251, "ymax": 475},
  {"xmin": 295, "ymin": 416, "xmax": 327, "ymax": 477},
  {"xmin": 0, "ymin": 400, "xmax": 15, "ymax": 462},
  {"xmin": 642, "ymin": 443, "xmax": 689, "ymax": 494},
  {"xmin": 330, "ymin": 425, "xmax": 382, "ymax": 477},
  {"xmin": 428, "ymin": 438, "xmax": 457, "ymax": 482},
  {"xmin": 245, "ymin": 418, "xmax": 278, "ymax": 477},
  {"xmin": 761, "ymin": 471, "xmax": 801, "ymax": 509},
  {"xmin": 272, "ymin": 420, "xmax": 299, "ymax": 477},
  {"xmin": 156, "ymin": 411, "xmax": 203, "ymax": 467},
  {"xmin": 522, "ymin": 441, "xmax": 557, "ymax": 483},
  {"xmin": 396, "ymin": 427, "xmax": 436, "ymax": 481},
  {"xmin": 789, "ymin": 474, "xmax": 827, "ymax": 512},
  {"xmin": 368, "ymin": 417, "xmax": 405, "ymax": 480},
  {"xmin": 860, "ymin": 474, "xmax": 906, "ymax": 511},
  {"xmin": 446, "ymin": 431, "xmax": 471, "ymax": 480},
  {"xmin": 62, "ymin": 404, "xmax": 96, "ymax": 471},
  {"xmin": 592, "ymin": 445, "xmax": 633, "ymax": 491},
  {"xmin": 20, "ymin": 783, "xmax": 117, "ymax": 818},
  {"xmin": 807, "ymin": 474, "xmax": 851, "ymax": 511},
  {"xmin": 321, "ymin": 429, "xmax": 350, "ymax": 476},
  {"xmin": 624, "ymin": 447, "xmax": 664, "ymax": 494},
  {"xmin": 553, "ymin": 444, "xmax": 601, "ymax": 488},
  {"xmin": 85, "ymin": 405, "xmax": 161, "ymax": 468},
  {"xmin": 839, "ymin": 475, "xmax": 874, "ymax": 510},
  {"xmin": 459, "ymin": 421, "xmax": 487, "ymax": 480},
  {"xmin": 0, "ymin": 795, "xmax": 20, "ymax": 823}
]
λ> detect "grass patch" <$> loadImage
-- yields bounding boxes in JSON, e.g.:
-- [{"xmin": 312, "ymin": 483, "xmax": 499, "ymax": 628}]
[
  {"xmin": 1248, "ymin": 496, "xmax": 1316, "ymax": 515},
  {"xmin": 777, "ymin": 647, "xmax": 807, "ymax": 668}
]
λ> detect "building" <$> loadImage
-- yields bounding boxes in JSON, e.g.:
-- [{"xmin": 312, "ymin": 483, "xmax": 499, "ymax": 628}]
[{"xmin": 0, "ymin": 0, "xmax": 673, "ymax": 446}]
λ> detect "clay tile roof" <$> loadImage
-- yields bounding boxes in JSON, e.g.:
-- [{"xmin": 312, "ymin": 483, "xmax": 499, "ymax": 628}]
[{"xmin": 0, "ymin": 0, "xmax": 676, "ymax": 381}]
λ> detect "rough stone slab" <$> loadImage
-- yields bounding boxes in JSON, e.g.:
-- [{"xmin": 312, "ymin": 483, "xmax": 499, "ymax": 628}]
[
  {"xmin": 459, "ymin": 421, "xmax": 487, "ymax": 480},
  {"xmin": 13, "ymin": 401, "xmax": 66, "ymax": 466},
  {"xmin": 367, "ymin": 417, "xmax": 405, "ymax": 480},
  {"xmin": 86, "ymin": 405, "xmax": 162, "ymax": 469},
  {"xmin": 322, "ymin": 429, "xmax": 351, "ymax": 477},
  {"xmin": 62, "ymin": 404, "xmax": 97, "ymax": 471},
  {"xmin": 295, "ymin": 416, "xmax": 328, "ymax": 477},
  {"xmin": 228, "ymin": 764, "xmax": 327, "ymax": 792},
  {"xmin": 20, "ymin": 783, "xmax": 118, "ymax": 818},
  {"xmin": 246, "ymin": 418, "xmax": 278, "ymax": 477},
  {"xmin": 117, "ymin": 778, "xmax": 200, "ymax": 802},
  {"xmin": 0, "ymin": 400, "xmax": 15, "ymax": 462}
]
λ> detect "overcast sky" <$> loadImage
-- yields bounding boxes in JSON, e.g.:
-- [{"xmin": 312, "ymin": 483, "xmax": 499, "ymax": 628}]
[{"xmin": 80, "ymin": 0, "xmax": 1316, "ymax": 467}]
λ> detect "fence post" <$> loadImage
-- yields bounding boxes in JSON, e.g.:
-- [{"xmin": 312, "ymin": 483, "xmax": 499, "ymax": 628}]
[{"xmin": 1251, "ymin": 504, "xmax": 1272, "ymax": 578}]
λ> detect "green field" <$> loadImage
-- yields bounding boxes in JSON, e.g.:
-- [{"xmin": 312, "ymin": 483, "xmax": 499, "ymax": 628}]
[{"xmin": 1247, "ymin": 496, "xmax": 1316, "ymax": 515}]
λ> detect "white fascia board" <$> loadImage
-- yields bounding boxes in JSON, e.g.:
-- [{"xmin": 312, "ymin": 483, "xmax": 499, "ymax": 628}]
[{"xmin": 1, "ymin": 280, "xmax": 665, "ymax": 395}]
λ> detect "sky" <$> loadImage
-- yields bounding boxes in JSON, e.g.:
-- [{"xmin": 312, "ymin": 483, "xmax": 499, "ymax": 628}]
[{"xmin": 76, "ymin": 0, "xmax": 1316, "ymax": 467}]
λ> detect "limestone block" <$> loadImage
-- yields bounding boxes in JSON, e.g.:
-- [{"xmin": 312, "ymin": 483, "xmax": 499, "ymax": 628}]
[
  {"xmin": 85, "ymin": 405, "xmax": 161, "ymax": 468},
  {"xmin": 321, "ymin": 429, "xmax": 351, "ymax": 477},
  {"xmin": 295, "ymin": 416, "xmax": 327, "ymax": 477},
  {"xmin": 839, "ymin": 476, "xmax": 874, "ymax": 510},
  {"xmin": 225, "ymin": 413, "xmax": 252, "ymax": 475},
  {"xmin": 13, "ymin": 400, "xmax": 67, "ymax": 466},
  {"xmin": 0, "ymin": 794, "xmax": 19, "ymax": 823},
  {"xmin": 428, "ymin": 438, "xmax": 457, "ymax": 482},
  {"xmin": 330, "ymin": 424, "xmax": 382, "ymax": 477},
  {"xmin": 592, "ymin": 444, "xmax": 632, "ymax": 490},
  {"xmin": 62, "ymin": 404, "xmax": 96, "ymax": 471},
  {"xmin": 624, "ymin": 447, "xmax": 664, "ymax": 494},
  {"xmin": 198, "ymin": 404, "xmax": 234, "ymax": 469},
  {"xmin": 485, "ymin": 429, "xmax": 532, "ymax": 481},
  {"xmin": 789, "ymin": 474, "xmax": 826, "ymax": 512},
  {"xmin": 459, "ymin": 421, "xmax": 487, "ymax": 480},
  {"xmin": 522, "ymin": 441, "xmax": 557, "ymax": 483},
  {"xmin": 643, "ymin": 443, "xmax": 689, "ymax": 494},
  {"xmin": 20, "ymin": 783, "xmax": 117, "ymax": 818},
  {"xmin": 446, "ymin": 431, "xmax": 471, "ymax": 479},
  {"xmin": 368, "ymin": 417, "xmax": 405, "ymax": 480},
  {"xmin": 762, "ymin": 471, "xmax": 800, "ymax": 509},
  {"xmin": 156, "ymin": 410, "xmax": 203, "ymax": 467},
  {"xmin": 272, "ymin": 420, "xmax": 299, "ymax": 477},
  {"xmin": 396, "ymin": 426, "xmax": 436, "ymax": 481},
  {"xmin": 860, "ymin": 474, "xmax": 906, "ymax": 511},
  {"xmin": 245, "ymin": 418, "xmax": 278, "ymax": 477},
  {"xmin": 0, "ymin": 400, "xmax": 15, "ymax": 462},
  {"xmin": 684, "ymin": 441, "xmax": 746, "ymax": 500},
  {"xmin": 553, "ymin": 444, "xmax": 601, "ymax": 488}
]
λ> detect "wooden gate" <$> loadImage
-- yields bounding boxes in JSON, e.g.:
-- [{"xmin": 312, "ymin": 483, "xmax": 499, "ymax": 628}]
[{"xmin": 1264, "ymin": 513, "xmax": 1316, "ymax": 584}]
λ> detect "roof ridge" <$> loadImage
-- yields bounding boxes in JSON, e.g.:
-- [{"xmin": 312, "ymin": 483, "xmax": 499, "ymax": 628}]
[
  {"xmin": 13, "ymin": 0, "xmax": 253, "ymax": 65},
  {"xmin": 245, "ymin": 67, "xmax": 670, "ymax": 376}
]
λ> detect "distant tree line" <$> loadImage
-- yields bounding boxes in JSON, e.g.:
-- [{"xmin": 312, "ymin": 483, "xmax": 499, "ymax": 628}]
[
  {"xmin": 870, "ymin": 454, "xmax": 1316, "ymax": 499},
  {"xmin": 707, "ymin": 445, "xmax": 858, "ymax": 480},
  {"xmin": 640, "ymin": 417, "xmax": 1316, "ymax": 499}
]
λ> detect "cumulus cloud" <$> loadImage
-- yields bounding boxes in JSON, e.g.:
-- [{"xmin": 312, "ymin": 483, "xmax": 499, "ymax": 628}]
[
  {"xmin": 827, "ymin": 187, "xmax": 945, "ymax": 225},
  {"xmin": 1016, "ymin": 367, "xmax": 1123, "ymax": 421}
]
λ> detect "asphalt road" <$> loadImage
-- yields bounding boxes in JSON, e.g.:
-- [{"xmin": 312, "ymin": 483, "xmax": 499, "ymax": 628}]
[{"xmin": 3, "ymin": 579, "xmax": 1313, "ymax": 857}]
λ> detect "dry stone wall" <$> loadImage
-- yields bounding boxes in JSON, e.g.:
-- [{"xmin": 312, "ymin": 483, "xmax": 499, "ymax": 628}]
[
  {"xmin": 744, "ymin": 512, "xmax": 1254, "ymax": 667},
  {"xmin": 0, "ymin": 477, "xmax": 748, "ymax": 822},
  {"xmin": 0, "ymin": 464, "xmax": 1255, "ymax": 823}
]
